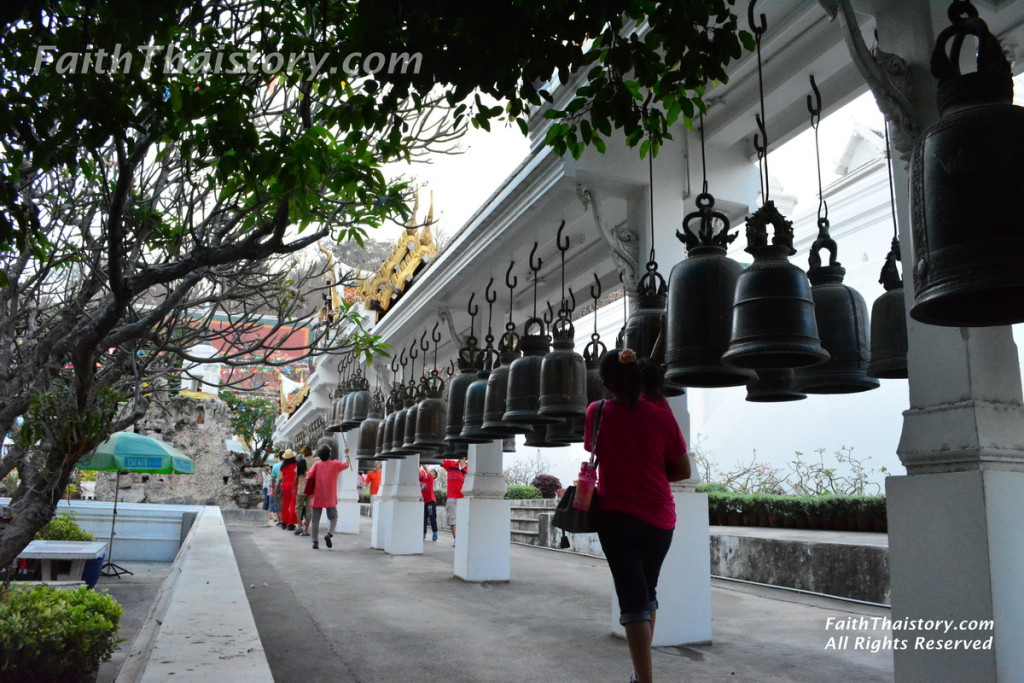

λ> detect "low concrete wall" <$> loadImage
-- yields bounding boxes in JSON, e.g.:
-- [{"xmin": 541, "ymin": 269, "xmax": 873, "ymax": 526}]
[
  {"xmin": 508, "ymin": 499, "xmax": 890, "ymax": 604},
  {"xmin": 117, "ymin": 506, "xmax": 273, "ymax": 682},
  {"xmin": 8, "ymin": 499, "xmax": 202, "ymax": 562},
  {"xmin": 710, "ymin": 531, "xmax": 890, "ymax": 604}
]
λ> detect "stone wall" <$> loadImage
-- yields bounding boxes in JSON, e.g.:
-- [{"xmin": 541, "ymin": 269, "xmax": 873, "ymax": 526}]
[{"xmin": 94, "ymin": 396, "xmax": 263, "ymax": 509}]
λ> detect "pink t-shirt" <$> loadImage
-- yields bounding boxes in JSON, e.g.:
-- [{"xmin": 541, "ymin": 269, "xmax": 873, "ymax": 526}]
[
  {"xmin": 307, "ymin": 459, "xmax": 349, "ymax": 508},
  {"xmin": 584, "ymin": 398, "xmax": 686, "ymax": 530}
]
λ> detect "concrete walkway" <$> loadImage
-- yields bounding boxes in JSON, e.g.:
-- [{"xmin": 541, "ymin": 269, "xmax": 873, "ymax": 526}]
[{"xmin": 228, "ymin": 518, "xmax": 895, "ymax": 682}]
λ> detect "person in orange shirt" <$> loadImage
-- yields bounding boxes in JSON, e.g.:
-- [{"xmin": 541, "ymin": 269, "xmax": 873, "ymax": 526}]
[{"xmin": 364, "ymin": 461, "xmax": 382, "ymax": 497}]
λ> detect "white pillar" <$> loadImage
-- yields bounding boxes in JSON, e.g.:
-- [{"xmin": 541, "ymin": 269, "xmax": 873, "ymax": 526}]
[
  {"xmin": 372, "ymin": 460, "xmax": 397, "ymax": 550},
  {"xmin": 384, "ymin": 455, "xmax": 423, "ymax": 556},
  {"xmin": 454, "ymin": 440, "xmax": 510, "ymax": 582},
  {"xmin": 871, "ymin": 4, "xmax": 1024, "ymax": 680},
  {"xmin": 335, "ymin": 430, "xmax": 360, "ymax": 534}
]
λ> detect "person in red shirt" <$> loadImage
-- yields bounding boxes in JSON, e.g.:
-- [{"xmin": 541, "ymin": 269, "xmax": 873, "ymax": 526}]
[
  {"xmin": 584, "ymin": 350, "xmax": 689, "ymax": 683},
  {"xmin": 420, "ymin": 466, "xmax": 438, "ymax": 541},
  {"xmin": 305, "ymin": 438, "xmax": 352, "ymax": 550},
  {"xmin": 441, "ymin": 455, "xmax": 468, "ymax": 542}
]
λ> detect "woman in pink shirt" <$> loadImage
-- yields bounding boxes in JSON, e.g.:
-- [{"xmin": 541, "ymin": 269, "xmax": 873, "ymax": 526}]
[
  {"xmin": 584, "ymin": 350, "xmax": 689, "ymax": 683},
  {"xmin": 306, "ymin": 438, "xmax": 351, "ymax": 550}
]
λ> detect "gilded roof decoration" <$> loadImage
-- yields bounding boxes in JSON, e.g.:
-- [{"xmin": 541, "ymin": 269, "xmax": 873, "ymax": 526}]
[{"xmin": 356, "ymin": 194, "xmax": 438, "ymax": 321}]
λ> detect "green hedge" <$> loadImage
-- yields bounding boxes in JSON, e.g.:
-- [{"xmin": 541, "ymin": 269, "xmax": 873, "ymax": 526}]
[
  {"xmin": 0, "ymin": 585, "xmax": 123, "ymax": 681},
  {"xmin": 705, "ymin": 492, "xmax": 887, "ymax": 532},
  {"xmin": 35, "ymin": 513, "xmax": 94, "ymax": 542},
  {"xmin": 505, "ymin": 485, "xmax": 541, "ymax": 500}
]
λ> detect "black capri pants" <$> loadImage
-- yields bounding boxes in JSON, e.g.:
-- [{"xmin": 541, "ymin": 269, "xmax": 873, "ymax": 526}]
[{"xmin": 597, "ymin": 509, "xmax": 674, "ymax": 625}]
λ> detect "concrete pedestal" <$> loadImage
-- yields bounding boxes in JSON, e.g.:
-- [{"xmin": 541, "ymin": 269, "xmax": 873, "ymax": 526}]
[
  {"xmin": 454, "ymin": 441, "xmax": 510, "ymax": 582},
  {"xmin": 888, "ymin": 471, "xmax": 1024, "ymax": 681},
  {"xmin": 335, "ymin": 431, "xmax": 361, "ymax": 534},
  {"xmin": 384, "ymin": 456, "xmax": 423, "ymax": 556},
  {"xmin": 610, "ymin": 491, "xmax": 713, "ymax": 646},
  {"xmin": 371, "ymin": 460, "xmax": 396, "ymax": 550}
]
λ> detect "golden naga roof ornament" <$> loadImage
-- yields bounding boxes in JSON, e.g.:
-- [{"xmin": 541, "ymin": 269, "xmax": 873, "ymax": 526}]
[{"xmin": 356, "ymin": 190, "xmax": 438, "ymax": 321}]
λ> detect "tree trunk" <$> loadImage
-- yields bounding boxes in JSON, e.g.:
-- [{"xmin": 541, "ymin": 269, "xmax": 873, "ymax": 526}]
[{"xmin": 0, "ymin": 478, "xmax": 67, "ymax": 572}]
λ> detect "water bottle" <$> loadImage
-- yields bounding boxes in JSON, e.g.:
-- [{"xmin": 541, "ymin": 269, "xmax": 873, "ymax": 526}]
[{"xmin": 573, "ymin": 461, "xmax": 597, "ymax": 511}]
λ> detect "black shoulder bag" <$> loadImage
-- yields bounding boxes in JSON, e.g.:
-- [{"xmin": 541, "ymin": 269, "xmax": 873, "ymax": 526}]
[{"xmin": 552, "ymin": 400, "xmax": 604, "ymax": 537}]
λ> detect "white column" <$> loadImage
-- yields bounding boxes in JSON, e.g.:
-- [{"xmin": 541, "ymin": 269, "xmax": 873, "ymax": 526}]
[
  {"xmin": 335, "ymin": 430, "xmax": 360, "ymax": 534},
  {"xmin": 384, "ymin": 455, "xmax": 423, "ymax": 556},
  {"xmin": 872, "ymin": 4, "xmax": 1024, "ymax": 680},
  {"xmin": 371, "ymin": 460, "xmax": 397, "ymax": 550},
  {"xmin": 454, "ymin": 440, "xmax": 510, "ymax": 582}
]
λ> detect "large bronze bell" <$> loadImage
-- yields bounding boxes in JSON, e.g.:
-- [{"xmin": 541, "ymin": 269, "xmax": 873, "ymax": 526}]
[
  {"xmin": 538, "ymin": 318, "xmax": 588, "ymax": 418},
  {"xmin": 341, "ymin": 372, "xmax": 371, "ymax": 431},
  {"xmin": 380, "ymin": 393, "xmax": 398, "ymax": 456},
  {"xmin": 373, "ymin": 415, "xmax": 386, "ymax": 458},
  {"xmin": 481, "ymin": 331, "xmax": 531, "ymax": 437},
  {"xmin": 356, "ymin": 394, "xmax": 384, "ymax": 457},
  {"xmin": 910, "ymin": 4, "xmax": 1024, "ymax": 327},
  {"xmin": 325, "ymin": 390, "xmax": 345, "ymax": 432},
  {"xmin": 460, "ymin": 349, "xmax": 498, "ymax": 443},
  {"xmin": 401, "ymin": 395, "xmax": 421, "ymax": 452},
  {"xmin": 623, "ymin": 261, "xmax": 667, "ymax": 360},
  {"xmin": 665, "ymin": 193, "xmax": 757, "ymax": 388},
  {"xmin": 547, "ymin": 417, "xmax": 582, "ymax": 444},
  {"xmin": 746, "ymin": 368, "xmax": 807, "ymax": 402},
  {"xmin": 793, "ymin": 227, "xmax": 879, "ymax": 394},
  {"xmin": 721, "ymin": 201, "xmax": 830, "ymax": 370},
  {"xmin": 445, "ymin": 347, "xmax": 482, "ymax": 443},
  {"xmin": 868, "ymin": 239, "xmax": 909, "ymax": 379},
  {"xmin": 504, "ymin": 318, "xmax": 560, "ymax": 425},
  {"xmin": 569, "ymin": 338, "xmax": 609, "ymax": 441},
  {"xmin": 523, "ymin": 423, "xmax": 563, "ymax": 448},
  {"xmin": 414, "ymin": 373, "xmax": 448, "ymax": 451}
]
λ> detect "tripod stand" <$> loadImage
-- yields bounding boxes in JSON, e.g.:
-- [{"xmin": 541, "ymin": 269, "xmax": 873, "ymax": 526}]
[{"xmin": 101, "ymin": 471, "xmax": 133, "ymax": 578}]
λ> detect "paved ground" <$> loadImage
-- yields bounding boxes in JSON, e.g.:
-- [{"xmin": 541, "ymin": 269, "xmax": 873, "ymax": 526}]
[
  {"xmin": 95, "ymin": 562, "xmax": 172, "ymax": 683},
  {"xmin": 225, "ymin": 518, "xmax": 896, "ymax": 682}
]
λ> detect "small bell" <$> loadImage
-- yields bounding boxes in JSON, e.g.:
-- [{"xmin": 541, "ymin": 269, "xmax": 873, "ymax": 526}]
[
  {"xmin": 793, "ymin": 223, "xmax": 878, "ymax": 394},
  {"xmin": 503, "ymin": 318, "xmax": 559, "ymax": 425},
  {"xmin": 746, "ymin": 368, "xmax": 807, "ymax": 403},
  {"xmin": 868, "ymin": 239, "xmax": 909, "ymax": 379}
]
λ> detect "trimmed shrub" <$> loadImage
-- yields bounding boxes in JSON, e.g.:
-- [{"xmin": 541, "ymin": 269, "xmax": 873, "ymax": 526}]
[
  {"xmin": 35, "ymin": 513, "xmax": 94, "ymax": 542},
  {"xmin": 529, "ymin": 474, "xmax": 562, "ymax": 499},
  {"xmin": 505, "ymin": 485, "xmax": 541, "ymax": 500},
  {"xmin": 696, "ymin": 482, "xmax": 728, "ymax": 494},
  {"xmin": 0, "ymin": 585, "xmax": 123, "ymax": 681}
]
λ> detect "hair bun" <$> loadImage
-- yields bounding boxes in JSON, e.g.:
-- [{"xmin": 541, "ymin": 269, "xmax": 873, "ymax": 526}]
[{"xmin": 618, "ymin": 349, "xmax": 637, "ymax": 364}]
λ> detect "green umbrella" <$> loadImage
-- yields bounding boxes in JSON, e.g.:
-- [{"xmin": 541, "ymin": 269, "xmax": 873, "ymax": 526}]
[
  {"xmin": 79, "ymin": 431, "xmax": 195, "ymax": 474},
  {"xmin": 78, "ymin": 431, "xmax": 195, "ymax": 578}
]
